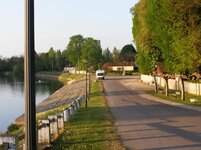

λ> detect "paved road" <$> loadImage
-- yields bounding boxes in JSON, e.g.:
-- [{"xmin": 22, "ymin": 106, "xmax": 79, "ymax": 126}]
[{"xmin": 103, "ymin": 76, "xmax": 201, "ymax": 150}]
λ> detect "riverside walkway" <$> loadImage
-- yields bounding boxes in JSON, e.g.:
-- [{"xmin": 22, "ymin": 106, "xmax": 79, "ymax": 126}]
[{"xmin": 16, "ymin": 79, "xmax": 86, "ymax": 124}]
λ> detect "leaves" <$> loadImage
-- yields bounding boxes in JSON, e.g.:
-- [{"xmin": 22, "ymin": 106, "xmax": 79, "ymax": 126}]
[{"xmin": 132, "ymin": 0, "xmax": 201, "ymax": 75}]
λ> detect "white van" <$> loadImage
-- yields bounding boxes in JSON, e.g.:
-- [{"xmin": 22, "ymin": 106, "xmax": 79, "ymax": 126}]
[{"xmin": 96, "ymin": 70, "xmax": 105, "ymax": 80}]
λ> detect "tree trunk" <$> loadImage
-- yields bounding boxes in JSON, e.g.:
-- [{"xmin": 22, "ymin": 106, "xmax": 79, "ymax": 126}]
[
  {"xmin": 180, "ymin": 77, "xmax": 185, "ymax": 100},
  {"xmin": 164, "ymin": 77, "xmax": 169, "ymax": 96},
  {"xmin": 153, "ymin": 75, "xmax": 158, "ymax": 93}
]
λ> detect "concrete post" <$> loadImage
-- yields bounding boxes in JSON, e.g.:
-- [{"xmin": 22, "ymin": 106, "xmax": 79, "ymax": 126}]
[
  {"xmin": 73, "ymin": 101, "xmax": 77, "ymax": 111},
  {"xmin": 48, "ymin": 115, "xmax": 59, "ymax": 138},
  {"xmin": 37, "ymin": 119, "xmax": 51, "ymax": 144},
  {"xmin": 69, "ymin": 104, "xmax": 74, "ymax": 115},
  {"xmin": 76, "ymin": 100, "xmax": 80, "ymax": 108},
  {"xmin": 57, "ymin": 113, "xmax": 64, "ymax": 132},
  {"xmin": 0, "ymin": 134, "xmax": 18, "ymax": 150},
  {"xmin": 63, "ymin": 108, "xmax": 70, "ymax": 122}
]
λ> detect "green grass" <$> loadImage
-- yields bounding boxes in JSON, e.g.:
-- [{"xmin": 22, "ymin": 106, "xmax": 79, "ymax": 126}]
[
  {"xmin": 36, "ymin": 71, "xmax": 62, "ymax": 76},
  {"xmin": 36, "ymin": 71, "xmax": 85, "ymax": 84},
  {"xmin": 106, "ymin": 71, "xmax": 140, "ymax": 77},
  {"xmin": 59, "ymin": 73, "xmax": 84, "ymax": 84},
  {"xmin": 52, "ymin": 80, "xmax": 125, "ymax": 150},
  {"xmin": 148, "ymin": 90, "xmax": 201, "ymax": 106}
]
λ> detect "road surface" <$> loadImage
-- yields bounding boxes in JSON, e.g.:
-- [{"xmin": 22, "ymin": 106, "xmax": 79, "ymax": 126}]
[{"xmin": 103, "ymin": 76, "xmax": 201, "ymax": 150}]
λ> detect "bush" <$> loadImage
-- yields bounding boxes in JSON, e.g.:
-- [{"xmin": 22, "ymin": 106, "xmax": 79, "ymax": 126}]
[{"xmin": 7, "ymin": 123, "xmax": 19, "ymax": 133}]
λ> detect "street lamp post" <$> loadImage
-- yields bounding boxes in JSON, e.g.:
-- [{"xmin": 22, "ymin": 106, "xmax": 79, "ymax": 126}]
[
  {"xmin": 24, "ymin": 0, "xmax": 36, "ymax": 149},
  {"xmin": 83, "ymin": 59, "xmax": 88, "ymax": 108}
]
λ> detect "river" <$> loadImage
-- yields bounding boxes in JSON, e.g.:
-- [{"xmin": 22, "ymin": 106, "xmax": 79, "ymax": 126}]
[{"xmin": 0, "ymin": 73, "xmax": 63, "ymax": 133}]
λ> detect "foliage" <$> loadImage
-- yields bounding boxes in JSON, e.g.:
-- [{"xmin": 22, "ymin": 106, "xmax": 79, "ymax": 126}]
[
  {"xmin": 102, "ymin": 48, "xmax": 113, "ymax": 63},
  {"xmin": 131, "ymin": 0, "xmax": 201, "ymax": 75},
  {"xmin": 12, "ymin": 56, "xmax": 24, "ymax": 76},
  {"xmin": 119, "ymin": 44, "xmax": 136, "ymax": 62},
  {"xmin": 7, "ymin": 123, "xmax": 20, "ymax": 133},
  {"xmin": 48, "ymin": 47, "xmax": 56, "ymax": 71},
  {"xmin": 112, "ymin": 47, "xmax": 120, "ymax": 64},
  {"xmin": 55, "ymin": 50, "xmax": 63, "ymax": 71},
  {"xmin": 131, "ymin": 0, "xmax": 162, "ymax": 75},
  {"xmin": 63, "ymin": 35, "xmax": 84, "ymax": 67},
  {"xmin": 81, "ymin": 37, "xmax": 103, "ymax": 70}
]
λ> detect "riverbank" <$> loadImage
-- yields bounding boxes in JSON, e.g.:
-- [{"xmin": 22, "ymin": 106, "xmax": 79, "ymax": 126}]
[
  {"xmin": 15, "ymin": 72, "xmax": 85, "ymax": 125},
  {"xmin": 14, "ymin": 75, "xmax": 124, "ymax": 149},
  {"xmin": 36, "ymin": 71, "xmax": 84, "ymax": 85}
]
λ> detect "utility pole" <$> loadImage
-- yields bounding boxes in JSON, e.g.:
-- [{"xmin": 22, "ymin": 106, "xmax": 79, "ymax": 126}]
[
  {"xmin": 88, "ymin": 72, "xmax": 90, "ymax": 101},
  {"xmin": 83, "ymin": 59, "xmax": 88, "ymax": 108},
  {"xmin": 85, "ymin": 62, "xmax": 88, "ymax": 108},
  {"xmin": 24, "ymin": 0, "xmax": 36, "ymax": 149}
]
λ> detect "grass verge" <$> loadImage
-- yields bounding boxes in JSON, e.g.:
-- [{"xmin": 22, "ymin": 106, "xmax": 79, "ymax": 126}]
[
  {"xmin": 36, "ymin": 71, "xmax": 84, "ymax": 84},
  {"xmin": 52, "ymin": 80, "xmax": 125, "ymax": 150},
  {"xmin": 148, "ymin": 90, "xmax": 201, "ymax": 106}
]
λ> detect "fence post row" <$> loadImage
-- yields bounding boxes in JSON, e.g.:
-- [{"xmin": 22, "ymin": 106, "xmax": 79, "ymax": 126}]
[
  {"xmin": 69, "ymin": 104, "xmax": 74, "ymax": 115},
  {"xmin": 57, "ymin": 113, "xmax": 64, "ymax": 132},
  {"xmin": 0, "ymin": 135, "xmax": 18, "ymax": 150},
  {"xmin": 38, "ymin": 119, "xmax": 51, "ymax": 144},
  {"xmin": 48, "ymin": 115, "xmax": 59, "ymax": 139},
  {"xmin": 63, "ymin": 108, "xmax": 70, "ymax": 122},
  {"xmin": 1, "ymin": 96, "xmax": 85, "ymax": 150}
]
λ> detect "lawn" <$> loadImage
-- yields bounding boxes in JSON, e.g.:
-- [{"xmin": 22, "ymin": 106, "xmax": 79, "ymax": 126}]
[
  {"xmin": 51, "ymin": 80, "xmax": 125, "ymax": 150},
  {"xmin": 148, "ymin": 90, "xmax": 201, "ymax": 106}
]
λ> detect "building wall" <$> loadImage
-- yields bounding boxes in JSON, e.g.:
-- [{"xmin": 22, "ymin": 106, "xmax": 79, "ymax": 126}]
[
  {"xmin": 110, "ymin": 66, "xmax": 134, "ymax": 71},
  {"xmin": 141, "ymin": 74, "xmax": 201, "ymax": 95}
]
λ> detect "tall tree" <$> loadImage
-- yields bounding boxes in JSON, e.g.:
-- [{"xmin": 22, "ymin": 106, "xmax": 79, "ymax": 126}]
[
  {"xmin": 131, "ymin": 0, "xmax": 162, "ymax": 75},
  {"xmin": 55, "ymin": 50, "xmax": 63, "ymax": 71},
  {"xmin": 112, "ymin": 47, "xmax": 120, "ymax": 64},
  {"xmin": 120, "ymin": 44, "xmax": 136, "ymax": 63},
  {"xmin": 38, "ymin": 53, "xmax": 49, "ymax": 71},
  {"xmin": 48, "ymin": 47, "xmax": 55, "ymax": 71},
  {"xmin": 132, "ymin": 0, "xmax": 201, "ymax": 99},
  {"xmin": 81, "ymin": 37, "xmax": 102, "ymax": 70},
  {"xmin": 64, "ymin": 35, "xmax": 84, "ymax": 70},
  {"xmin": 102, "ymin": 48, "xmax": 113, "ymax": 63}
]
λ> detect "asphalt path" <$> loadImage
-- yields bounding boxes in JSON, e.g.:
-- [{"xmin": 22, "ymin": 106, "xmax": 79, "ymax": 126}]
[{"xmin": 103, "ymin": 76, "xmax": 201, "ymax": 150}]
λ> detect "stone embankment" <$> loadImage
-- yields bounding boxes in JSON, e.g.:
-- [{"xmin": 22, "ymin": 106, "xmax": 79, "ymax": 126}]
[{"xmin": 15, "ymin": 78, "xmax": 86, "ymax": 125}]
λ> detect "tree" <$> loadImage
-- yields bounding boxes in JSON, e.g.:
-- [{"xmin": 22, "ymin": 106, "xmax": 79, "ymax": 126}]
[
  {"xmin": 48, "ymin": 47, "xmax": 55, "ymax": 71},
  {"xmin": 64, "ymin": 35, "xmax": 84, "ymax": 71},
  {"xmin": 102, "ymin": 48, "xmax": 113, "ymax": 63},
  {"xmin": 112, "ymin": 47, "xmax": 120, "ymax": 64},
  {"xmin": 81, "ymin": 37, "xmax": 102, "ymax": 70},
  {"xmin": 55, "ymin": 50, "xmax": 63, "ymax": 71},
  {"xmin": 132, "ymin": 0, "xmax": 201, "ymax": 100},
  {"xmin": 38, "ymin": 53, "xmax": 49, "ymax": 71},
  {"xmin": 120, "ymin": 44, "xmax": 136, "ymax": 63},
  {"xmin": 0, "ymin": 58, "xmax": 8, "ymax": 72},
  {"xmin": 12, "ymin": 56, "xmax": 24, "ymax": 76},
  {"xmin": 131, "ymin": 0, "xmax": 162, "ymax": 75}
]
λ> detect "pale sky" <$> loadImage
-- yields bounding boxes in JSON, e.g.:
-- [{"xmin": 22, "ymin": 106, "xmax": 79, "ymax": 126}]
[{"xmin": 0, "ymin": 0, "xmax": 139, "ymax": 58}]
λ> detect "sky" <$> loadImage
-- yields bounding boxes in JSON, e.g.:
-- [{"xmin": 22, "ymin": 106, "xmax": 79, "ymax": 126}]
[{"xmin": 0, "ymin": 0, "xmax": 139, "ymax": 58}]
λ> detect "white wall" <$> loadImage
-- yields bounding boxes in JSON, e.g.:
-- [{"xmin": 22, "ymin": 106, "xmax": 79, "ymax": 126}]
[{"xmin": 141, "ymin": 74, "xmax": 201, "ymax": 95}]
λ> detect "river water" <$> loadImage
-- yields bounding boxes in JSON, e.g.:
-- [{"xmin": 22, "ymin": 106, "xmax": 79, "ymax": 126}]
[{"xmin": 0, "ymin": 73, "xmax": 63, "ymax": 133}]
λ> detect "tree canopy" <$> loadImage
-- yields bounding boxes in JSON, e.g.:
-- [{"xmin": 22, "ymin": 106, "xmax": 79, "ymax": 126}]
[
  {"xmin": 81, "ymin": 37, "xmax": 102, "ymax": 70},
  {"xmin": 64, "ymin": 35, "xmax": 84, "ymax": 66},
  {"xmin": 119, "ymin": 44, "xmax": 136, "ymax": 63},
  {"xmin": 131, "ymin": 0, "xmax": 201, "ymax": 75}
]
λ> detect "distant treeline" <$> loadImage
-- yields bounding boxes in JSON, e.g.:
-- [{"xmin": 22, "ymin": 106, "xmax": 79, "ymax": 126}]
[{"xmin": 0, "ymin": 34, "xmax": 136, "ymax": 75}]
